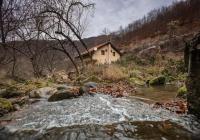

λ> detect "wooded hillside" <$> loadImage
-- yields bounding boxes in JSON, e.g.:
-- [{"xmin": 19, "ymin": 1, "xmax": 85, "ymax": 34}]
[{"xmin": 112, "ymin": 0, "xmax": 200, "ymax": 46}]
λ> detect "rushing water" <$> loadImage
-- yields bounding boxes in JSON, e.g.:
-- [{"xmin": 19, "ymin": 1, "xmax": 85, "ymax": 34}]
[{"xmin": 0, "ymin": 87, "xmax": 200, "ymax": 140}]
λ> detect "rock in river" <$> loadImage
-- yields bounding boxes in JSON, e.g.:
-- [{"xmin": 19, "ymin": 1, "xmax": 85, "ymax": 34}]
[
  {"xmin": 149, "ymin": 76, "xmax": 166, "ymax": 86},
  {"xmin": 48, "ymin": 87, "xmax": 80, "ymax": 102},
  {"xmin": 79, "ymin": 82, "xmax": 98, "ymax": 95},
  {"xmin": 29, "ymin": 87, "xmax": 56, "ymax": 99}
]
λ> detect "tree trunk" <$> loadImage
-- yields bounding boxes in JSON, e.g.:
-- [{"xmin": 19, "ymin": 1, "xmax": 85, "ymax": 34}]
[{"xmin": 11, "ymin": 49, "xmax": 16, "ymax": 77}]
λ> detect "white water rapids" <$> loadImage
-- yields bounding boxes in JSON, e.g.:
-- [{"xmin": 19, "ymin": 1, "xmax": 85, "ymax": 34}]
[{"xmin": 3, "ymin": 94, "xmax": 198, "ymax": 133}]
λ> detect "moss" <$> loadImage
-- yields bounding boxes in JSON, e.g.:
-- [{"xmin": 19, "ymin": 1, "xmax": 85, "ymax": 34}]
[
  {"xmin": 177, "ymin": 86, "xmax": 187, "ymax": 98},
  {"xmin": 149, "ymin": 76, "xmax": 166, "ymax": 86},
  {"xmin": 0, "ymin": 98, "xmax": 13, "ymax": 111},
  {"xmin": 0, "ymin": 90, "xmax": 23, "ymax": 99},
  {"xmin": 129, "ymin": 78, "xmax": 145, "ymax": 86}
]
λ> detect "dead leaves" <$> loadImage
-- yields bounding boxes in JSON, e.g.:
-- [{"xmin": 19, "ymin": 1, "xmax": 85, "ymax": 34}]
[
  {"xmin": 89, "ymin": 82, "xmax": 136, "ymax": 98},
  {"xmin": 154, "ymin": 100, "xmax": 187, "ymax": 114}
]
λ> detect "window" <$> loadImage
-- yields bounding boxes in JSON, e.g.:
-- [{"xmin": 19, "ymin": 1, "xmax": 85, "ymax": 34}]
[
  {"xmin": 101, "ymin": 50, "xmax": 105, "ymax": 55},
  {"xmin": 113, "ymin": 52, "xmax": 115, "ymax": 56}
]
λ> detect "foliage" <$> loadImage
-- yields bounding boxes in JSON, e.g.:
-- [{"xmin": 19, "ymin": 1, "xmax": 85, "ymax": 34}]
[{"xmin": 177, "ymin": 86, "xmax": 187, "ymax": 98}]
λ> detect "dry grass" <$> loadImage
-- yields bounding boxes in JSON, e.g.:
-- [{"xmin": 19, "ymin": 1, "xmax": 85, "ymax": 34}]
[{"xmin": 102, "ymin": 65, "xmax": 127, "ymax": 81}]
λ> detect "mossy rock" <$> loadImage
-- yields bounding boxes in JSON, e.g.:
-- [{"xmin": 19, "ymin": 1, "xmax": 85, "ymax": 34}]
[
  {"xmin": 0, "ymin": 89, "xmax": 23, "ymax": 99},
  {"xmin": 149, "ymin": 76, "xmax": 166, "ymax": 86},
  {"xmin": 177, "ymin": 86, "xmax": 187, "ymax": 98},
  {"xmin": 48, "ymin": 90, "xmax": 80, "ymax": 102},
  {"xmin": 0, "ymin": 98, "xmax": 13, "ymax": 111},
  {"xmin": 129, "ymin": 78, "xmax": 145, "ymax": 86}
]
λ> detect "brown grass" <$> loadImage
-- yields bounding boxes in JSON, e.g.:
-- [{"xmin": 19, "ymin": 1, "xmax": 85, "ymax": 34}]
[{"xmin": 102, "ymin": 65, "xmax": 127, "ymax": 81}]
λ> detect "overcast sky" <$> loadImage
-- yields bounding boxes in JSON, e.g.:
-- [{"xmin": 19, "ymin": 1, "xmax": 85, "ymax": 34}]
[{"xmin": 84, "ymin": 0, "xmax": 183, "ymax": 38}]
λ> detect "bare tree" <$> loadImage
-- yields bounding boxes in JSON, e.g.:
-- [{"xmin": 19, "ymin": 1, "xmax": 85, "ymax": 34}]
[
  {"xmin": 0, "ymin": 0, "xmax": 30, "ymax": 77},
  {"xmin": 37, "ymin": 0, "xmax": 94, "ymax": 74}
]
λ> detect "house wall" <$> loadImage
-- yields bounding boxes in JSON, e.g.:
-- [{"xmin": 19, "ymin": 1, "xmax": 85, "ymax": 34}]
[{"xmin": 92, "ymin": 44, "xmax": 120, "ymax": 64}]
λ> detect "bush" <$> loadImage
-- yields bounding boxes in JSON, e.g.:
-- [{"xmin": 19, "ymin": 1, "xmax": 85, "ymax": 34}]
[
  {"xmin": 102, "ymin": 65, "xmax": 127, "ymax": 81},
  {"xmin": 177, "ymin": 86, "xmax": 187, "ymax": 98}
]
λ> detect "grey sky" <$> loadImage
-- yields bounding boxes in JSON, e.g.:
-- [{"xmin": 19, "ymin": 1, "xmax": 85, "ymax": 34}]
[{"xmin": 84, "ymin": 0, "xmax": 183, "ymax": 38}]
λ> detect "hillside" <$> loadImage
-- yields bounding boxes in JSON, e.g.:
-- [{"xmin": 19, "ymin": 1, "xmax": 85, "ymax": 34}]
[
  {"xmin": 1, "ymin": 0, "xmax": 200, "ymax": 79},
  {"xmin": 110, "ymin": 0, "xmax": 200, "ymax": 52}
]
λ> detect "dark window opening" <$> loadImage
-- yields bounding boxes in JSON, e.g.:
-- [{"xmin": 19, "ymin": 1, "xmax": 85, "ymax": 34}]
[
  {"xmin": 101, "ymin": 50, "xmax": 105, "ymax": 55},
  {"xmin": 113, "ymin": 52, "xmax": 115, "ymax": 56}
]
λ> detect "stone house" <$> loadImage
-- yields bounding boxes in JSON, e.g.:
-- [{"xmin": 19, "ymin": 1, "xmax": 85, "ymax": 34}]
[{"xmin": 77, "ymin": 42, "xmax": 121, "ymax": 64}]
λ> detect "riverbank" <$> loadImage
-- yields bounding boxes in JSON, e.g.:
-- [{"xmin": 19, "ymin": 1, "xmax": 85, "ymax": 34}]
[{"xmin": 0, "ymin": 53, "xmax": 188, "ymax": 118}]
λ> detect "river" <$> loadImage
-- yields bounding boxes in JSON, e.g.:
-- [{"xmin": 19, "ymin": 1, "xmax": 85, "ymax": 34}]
[{"xmin": 0, "ymin": 86, "xmax": 200, "ymax": 140}]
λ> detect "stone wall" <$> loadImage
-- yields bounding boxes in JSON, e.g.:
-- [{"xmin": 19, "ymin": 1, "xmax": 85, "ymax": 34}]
[{"xmin": 187, "ymin": 49, "xmax": 200, "ymax": 118}]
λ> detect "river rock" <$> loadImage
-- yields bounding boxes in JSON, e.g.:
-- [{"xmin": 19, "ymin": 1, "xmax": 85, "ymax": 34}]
[
  {"xmin": 56, "ymin": 85, "xmax": 73, "ymax": 90},
  {"xmin": 8, "ymin": 96, "xmax": 29, "ymax": 106},
  {"xmin": 13, "ymin": 104, "xmax": 21, "ymax": 111},
  {"xmin": 84, "ymin": 82, "xmax": 98, "ymax": 88},
  {"xmin": 0, "ymin": 89, "xmax": 23, "ymax": 99},
  {"xmin": 149, "ymin": 76, "xmax": 166, "ymax": 86},
  {"xmin": 79, "ymin": 82, "xmax": 98, "ymax": 95},
  {"xmin": 29, "ymin": 87, "xmax": 56, "ymax": 99},
  {"xmin": 48, "ymin": 87, "xmax": 80, "ymax": 102}
]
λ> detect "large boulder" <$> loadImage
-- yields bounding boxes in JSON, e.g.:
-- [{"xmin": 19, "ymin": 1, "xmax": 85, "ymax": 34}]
[
  {"xmin": 149, "ymin": 76, "xmax": 166, "ymax": 86},
  {"xmin": 56, "ymin": 85, "xmax": 74, "ymax": 91},
  {"xmin": 8, "ymin": 96, "xmax": 29, "ymax": 106},
  {"xmin": 52, "ymin": 71, "xmax": 72, "ymax": 83},
  {"xmin": 79, "ymin": 82, "xmax": 98, "ymax": 95},
  {"xmin": 29, "ymin": 87, "xmax": 56, "ymax": 99},
  {"xmin": 138, "ymin": 46, "xmax": 160, "ymax": 59},
  {"xmin": 0, "ymin": 89, "xmax": 23, "ymax": 99},
  {"xmin": 48, "ymin": 87, "xmax": 80, "ymax": 102}
]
